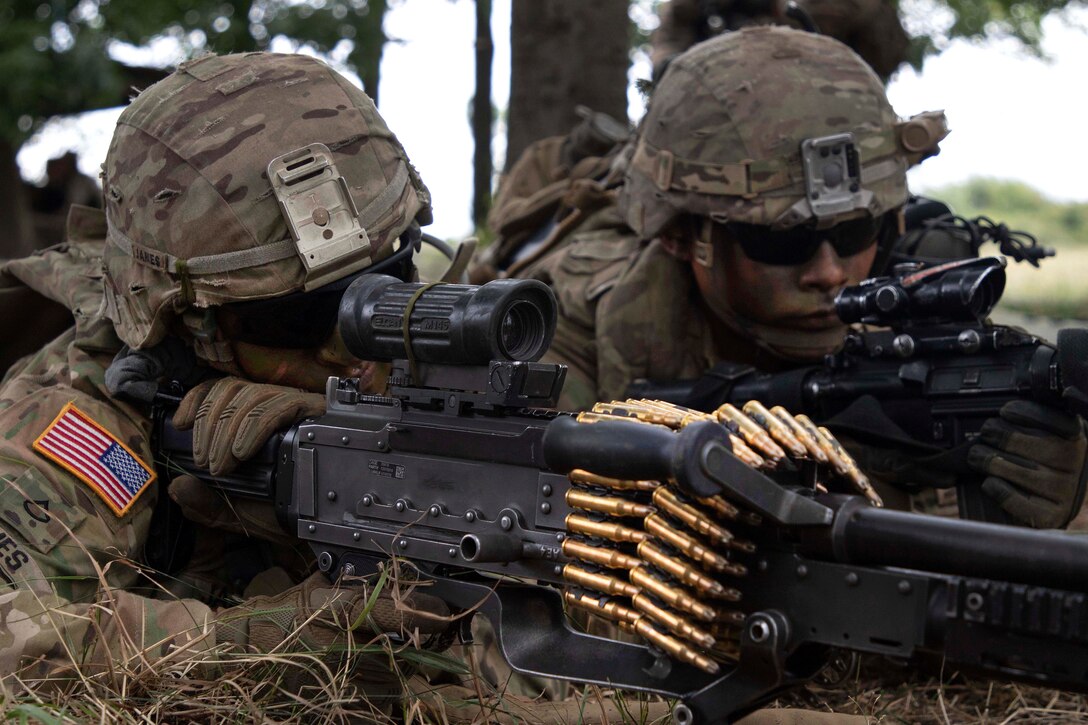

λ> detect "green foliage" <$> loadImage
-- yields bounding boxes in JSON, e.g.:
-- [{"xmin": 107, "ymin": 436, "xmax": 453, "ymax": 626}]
[
  {"xmin": 931, "ymin": 177, "xmax": 1088, "ymax": 248},
  {"xmin": 905, "ymin": 0, "xmax": 1085, "ymax": 67},
  {"xmin": 0, "ymin": 0, "xmax": 392, "ymax": 144}
]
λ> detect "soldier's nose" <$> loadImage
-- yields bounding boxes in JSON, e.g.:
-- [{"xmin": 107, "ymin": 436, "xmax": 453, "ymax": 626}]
[{"xmin": 798, "ymin": 241, "xmax": 848, "ymax": 292}]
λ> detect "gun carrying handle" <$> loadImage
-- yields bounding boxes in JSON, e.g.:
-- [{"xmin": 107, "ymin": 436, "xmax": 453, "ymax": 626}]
[{"xmin": 542, "ymin": 414, "xmax": 679, "ymax": 482}]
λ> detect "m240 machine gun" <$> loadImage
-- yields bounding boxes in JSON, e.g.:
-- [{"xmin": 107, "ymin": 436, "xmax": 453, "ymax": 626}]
[
  {"xmin": 629, "ymin": 256, "xmax": 1088, "ymax": 523},
  {"xmin": 157, "ymin": 273, "xmax": 1088, "ymax": 723}
]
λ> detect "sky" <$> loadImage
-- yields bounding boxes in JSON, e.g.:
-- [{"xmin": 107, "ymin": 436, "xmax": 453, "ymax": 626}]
[{"xmin": 16, "ymin": 0, "xmax": 1088, "ymax": 243}]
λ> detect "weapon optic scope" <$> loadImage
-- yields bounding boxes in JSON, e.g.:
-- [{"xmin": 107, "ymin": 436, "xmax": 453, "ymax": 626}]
[
  {"xmin": 835, "ymin": 257, "xmax": 1006, "ymax": 326},
  {"xmin": 338, "ymin": 274, "xmax": 557, "ymax": 365}
]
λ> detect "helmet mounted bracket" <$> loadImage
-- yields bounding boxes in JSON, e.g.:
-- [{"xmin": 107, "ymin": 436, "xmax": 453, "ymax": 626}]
[
  {"xmin": 800, "ymin": 133, "xmax": 864, "ymax": 222},
  {"xmin": 268, "ymin": 143, "xmax": 372, "ymax": 291}
]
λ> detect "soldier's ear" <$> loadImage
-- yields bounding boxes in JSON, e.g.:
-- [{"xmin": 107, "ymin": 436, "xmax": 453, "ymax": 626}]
[
  {"xmin": 659, "ymin": 233, "xmax": 691, "ymax": 261},
  {"xmin": 658, "ymin": 216, "xmax": 697, "ymax": 261}
]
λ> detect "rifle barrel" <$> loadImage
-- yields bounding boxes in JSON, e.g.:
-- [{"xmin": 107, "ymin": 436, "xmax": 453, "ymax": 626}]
[{"xmin": 812, "ymin": 496, "xmax": 1088, "ymax": 589}]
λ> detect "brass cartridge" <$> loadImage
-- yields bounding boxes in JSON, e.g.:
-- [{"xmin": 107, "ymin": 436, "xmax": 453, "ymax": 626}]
[
  {"xmin": 562, "ymin": 538, "xmax": 642, "ymax": 570},
  {"xmin": 633, "ymin": 620, "xmax": 720, "ymax": 674},
  {"xmin": 715, "ymin": 403, "xmax": 787, "ymax": 463},
  {"xmin": 771, "ymin": 406, "xmax": 829, "ymax": 463},
  {"xmin": 563, "ymin": 590, "xmax": 641, "ymax": 627},
  {"xmin": 742, "ymin": 400, "xmax": 808, "ymax": 459},
  {"xmin": 631, "ymin": 592, "xmax": 716, "ymax": 649},
  {"xmin": 652, "ymin": 487, "xmax": 735, "ymax": 546},
  {"xmin": 644, "ymin": 514, "xmax": 738, "ymax": 573},
  {"xmin": 629, "ymin": 566, "xmax": 718, "ymax": 622},
  {"xmin": 636, "ymin": 541, "xmax": 733, "ymax": 599},
  {"xmin": 562, "ymin": 564, "xmax": 641, "ymax": 598},
  {"xmin": 567, "ymin": 489, "xmax": 655, "ymax": 518},
  {"xmin": 570, "ymin": 468, "xmax": 659, "ymax": 492},
  {"xmin": 566, "ymin": 514, "xmax": 649, "ymax": 544}
]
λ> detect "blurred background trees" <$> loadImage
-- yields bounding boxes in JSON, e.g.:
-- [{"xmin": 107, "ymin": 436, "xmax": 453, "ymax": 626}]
[{"xmin": 1, "ymin": 0, "xmax": 1084, "ymax": 259}]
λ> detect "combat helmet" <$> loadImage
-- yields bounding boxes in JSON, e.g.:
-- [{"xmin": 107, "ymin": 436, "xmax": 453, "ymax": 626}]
[
  {"xmin": 101, "ymin": 52, "xmax": 432, "ymax": 353},
  {"xmin": 619, "ymin": 26, "xmax": 946, "ymax": 242}
]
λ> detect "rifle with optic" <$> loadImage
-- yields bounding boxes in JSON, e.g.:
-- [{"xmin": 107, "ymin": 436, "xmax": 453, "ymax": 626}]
[{"xmin": 628, "ymin": 255, "xmax": 1088, "ymax": 524}]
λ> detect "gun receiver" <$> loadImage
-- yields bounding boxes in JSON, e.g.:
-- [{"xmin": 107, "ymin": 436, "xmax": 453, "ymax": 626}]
[
  {"xmin": 156, "ymin": 272, "xmax": 1088, "ymax": 723},
  {"xmin": 628, "ymin": 257, "xmax": 1088, "ymax": 524}
]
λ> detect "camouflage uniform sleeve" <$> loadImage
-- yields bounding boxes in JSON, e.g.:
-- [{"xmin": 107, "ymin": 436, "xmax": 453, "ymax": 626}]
[{"xmin": 0, "ymin": 334, "xmax": 220, "ymax": 685}]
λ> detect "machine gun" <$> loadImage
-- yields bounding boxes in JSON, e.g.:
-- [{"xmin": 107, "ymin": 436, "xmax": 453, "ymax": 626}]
[
  {"xmin": 628, "ymin": 256, "xmax": 1088, "ymax": 524},
  {"xmin": 155, "ymin": 273, "xmax": 1088, "ymax": 723}
]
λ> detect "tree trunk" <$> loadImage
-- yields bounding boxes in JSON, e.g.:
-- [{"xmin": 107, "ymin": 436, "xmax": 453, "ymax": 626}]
[
  {"xmin": 0, "ymin": 140, "xmax": 37, "ymax": 260},
  {"xmin": 353, "ymin": 0, "xmax": 389, "ymax": 106},
  {"xmin": 506, "ymin": 0, "xmax": 630, "ymax": 171},
  {"xmin": 472, "ymin": 0, "xmax": 494, "ymax": 229}
]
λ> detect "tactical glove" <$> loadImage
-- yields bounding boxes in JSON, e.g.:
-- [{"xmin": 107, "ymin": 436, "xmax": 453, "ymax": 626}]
[
  {"xmin": 968, "ymin": 400, "xmax": 1088, "ymax": 529},
  {"xmin": 173, "ymin": 377, "xmax": 325, "ymax": 476},
  {"xmin": 215, "ymin": 571, "xmax": 450, "ymax": 691}
]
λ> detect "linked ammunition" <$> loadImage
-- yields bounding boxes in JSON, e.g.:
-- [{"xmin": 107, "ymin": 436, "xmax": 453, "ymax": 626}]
[
  {"xmin": 562, "ymin": 564, "xmax": 641, "ymax": 598},
  {"xmin": 742, "ymin": 400, "xmax": 808, "ymax": 459},
  {"xmin": 715, "ymin": 403, "xmax": 787, "ymax": 463},
  {"xmin": 629, "ymin": 565, "xmax": 718, "ymax": 622},
  {"xmin": 566, "ymin": 514, "xmax": 649, "ymax": 544},
  {"xmin": 771, "ymin": 406, "xmax": 829, "ymax": 463},
  {"xmin": 816, "ymin": 425, "xmax": 883, "ymax": 507},
  {"xmin": 562, "ymin": 538, "xmax": 642, "ymax": 570},
  {"xmin": 592, "ymin": 401, "xmax": 696, "ymax": 428},
  {"xmin": 627, "ymin": 399, "xmax": 766, "ymax": 467},
  {"xmin": 644, "ymin": 513, "xmax": 742, "ymax": 574},
  {"xmin": 636, "ymin": 540, "xmax": 735, "ymax": 599},
  {"xmin": 633, "ymin": 619, "xmax": 721, "ymax": 674},
  {"xmin": 569, "ymin": 468, "xmax": 659, "ymax": 492},
  {"xmin": 566, "ymin": 489, "xmax": 655, "ymax": 518},
  {"xmin": 631, "ymin": 592, "xmax": 716, "ymax": 649},
  {"xmin": 652, "ymin": 487, "xmax": 735, "ymax": 546},
  {"xmin": 565, "ymin": 592, "xmax": 720, "ymax": 675}
]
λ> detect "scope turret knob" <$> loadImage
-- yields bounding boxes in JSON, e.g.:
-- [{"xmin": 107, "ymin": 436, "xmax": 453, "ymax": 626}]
[
  {"xmin": 958, "ymin": 329, "xmax": 981, "ymax": 354},
  {"xmin": 892, "ymin": 334, "xmax": 916, "ymax": 358},
  {"xmin": 875, "ymin": 285, "xmax": 907, "ymax": 313}
]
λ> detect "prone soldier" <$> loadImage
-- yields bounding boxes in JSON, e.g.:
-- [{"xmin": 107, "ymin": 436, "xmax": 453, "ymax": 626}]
[
  {"xmin": 0, "ymin": 52, "xmax": 449, "ymax": 703},
  {"xmin": 537, "ymin": 27, "xmax": 1088, "ymax": 531}
]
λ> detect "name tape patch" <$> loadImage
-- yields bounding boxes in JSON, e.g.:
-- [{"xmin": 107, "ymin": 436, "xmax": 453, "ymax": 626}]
[{"xmin": 33, "ymin": 403, "xmax": 156, "ymax": 517}]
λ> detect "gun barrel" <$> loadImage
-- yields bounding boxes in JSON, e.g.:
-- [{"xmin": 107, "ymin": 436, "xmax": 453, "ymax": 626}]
[{"xmin": 811, "ymin": 496, "xmax": 1088, "ymax": 589}]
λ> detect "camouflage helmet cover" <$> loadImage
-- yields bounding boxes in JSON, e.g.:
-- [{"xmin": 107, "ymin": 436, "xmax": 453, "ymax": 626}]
[
  {"xmin": 102, "ymin": 52, "xmax": 432, "ymax": 349},
  {"xmin": 619, "ymin": 26, "xmax": 913, "ymax": 241}
]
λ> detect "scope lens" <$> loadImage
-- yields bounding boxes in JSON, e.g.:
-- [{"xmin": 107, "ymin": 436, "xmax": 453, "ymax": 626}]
[{"xmin": 499, "ymin": 300, "xmax": 547, "ymax": 361}]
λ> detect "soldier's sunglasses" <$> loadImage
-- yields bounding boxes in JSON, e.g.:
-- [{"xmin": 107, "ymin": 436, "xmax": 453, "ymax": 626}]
[
  {"xmin": 719, "ymin": 215, "xmax": 886, "ymax": 267},
  {"xmin": 217, "ymin": 271, "xmax": 357, "ymax": 349}
]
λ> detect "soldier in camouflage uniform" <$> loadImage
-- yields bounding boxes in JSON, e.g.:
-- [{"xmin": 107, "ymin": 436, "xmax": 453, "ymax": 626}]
[
  {"xmin": 0, "ymin": 52, "xmax": 450, "ymax": 697},
  {"xmin": 540, "ymin": 27, "xmax": 1088, "ymax": 531}
]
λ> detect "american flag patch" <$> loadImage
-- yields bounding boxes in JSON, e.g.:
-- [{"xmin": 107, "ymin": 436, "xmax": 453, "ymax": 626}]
[{"xmin": 33, "ymin": 403, "xmax": 156, "ymax": 517}]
